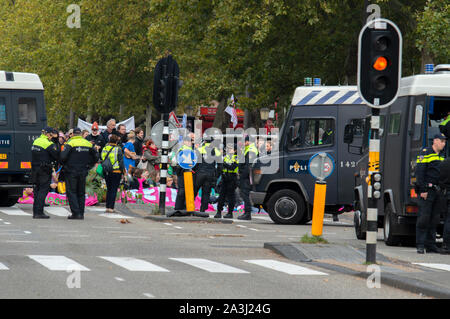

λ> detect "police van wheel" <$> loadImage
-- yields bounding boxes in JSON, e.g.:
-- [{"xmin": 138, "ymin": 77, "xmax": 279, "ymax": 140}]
[
  {"xmin": 267, "ymin": 190, "xmax": 305, "ymax": 225},
  {"xmin": 384, "ymin": 204, "xmax": 401, "ymax": 246}
]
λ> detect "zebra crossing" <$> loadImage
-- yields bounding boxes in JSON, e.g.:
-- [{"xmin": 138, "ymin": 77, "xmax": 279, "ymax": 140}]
[
  {"xmin": 0, "ymin": 205, "xmax": 134, "ymax": 219},
  {"xmin": 0, "ymin": 255, "xmax": 328, "ymax": 276}
]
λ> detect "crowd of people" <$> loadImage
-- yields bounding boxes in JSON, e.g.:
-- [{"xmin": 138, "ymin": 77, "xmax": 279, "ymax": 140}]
[{"xmin": 30, "ymin": 118, "xmax": 271, "ymax": 221}]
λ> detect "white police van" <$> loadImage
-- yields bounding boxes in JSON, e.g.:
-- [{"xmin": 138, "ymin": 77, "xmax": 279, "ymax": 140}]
[
  {"xmin": 251, "ymin": 84, "xmax": 369, "ymax": 224},
  {"xmin": 0, "ymin": 71, "xmax": 47, "ymax": 206}
]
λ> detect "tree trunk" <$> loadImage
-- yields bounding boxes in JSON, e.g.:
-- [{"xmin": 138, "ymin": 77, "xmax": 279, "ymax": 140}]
[
  {"xmin": 420, "ymin": 48, "xmax": 433, "ymax": 74},
  {"xmin": 212, "ymin": 96, "xmax": 228, "ymax": 133},
  {"xmin": 145, "ymin": 106, "xmax": 152, "ymax": 137}
]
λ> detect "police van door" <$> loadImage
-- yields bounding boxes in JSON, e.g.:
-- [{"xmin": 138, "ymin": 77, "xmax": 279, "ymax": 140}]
[
  {"xmin": 0, "ymin": 91, "xmax": 13, "ymax": 171},
  {"xmin": 11, "ymin": 90, "xmax": 46, "ymax": 171},
  {"xmin": 285, "ymin": 109, "xmax": 338, "ymax": 205}
]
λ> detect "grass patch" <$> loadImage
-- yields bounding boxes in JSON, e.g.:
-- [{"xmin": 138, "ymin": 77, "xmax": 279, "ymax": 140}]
[{"xmin": 300, "ymin": 234, "xmax": 329, "ymax": 244}]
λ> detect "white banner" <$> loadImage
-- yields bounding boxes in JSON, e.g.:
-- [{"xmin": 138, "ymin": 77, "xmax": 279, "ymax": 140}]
[{"xmin": 77, "ymin": 116, "xmax": 135, "ymax": 133}]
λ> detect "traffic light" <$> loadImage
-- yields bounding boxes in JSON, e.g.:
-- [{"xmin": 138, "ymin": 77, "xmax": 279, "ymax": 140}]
[
  {"xmin": 358, "ymin": 18, "xmax": 402, "ymax": 108},
  {"xmin": 153, "ymin": 55, "xmax": 180, "ymax": 114}
]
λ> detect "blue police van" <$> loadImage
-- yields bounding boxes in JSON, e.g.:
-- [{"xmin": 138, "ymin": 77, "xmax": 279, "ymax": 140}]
[
  {"xmin": 0, "ymin": 71, "xmax": 46, "ymax": 206},
  {"xmin": 348, "ymin": 65, "xmax": 450, "ymax": 245},
  {"xmin": 251, "ymin": 85, "xmax": 369, "ymax": 224}
]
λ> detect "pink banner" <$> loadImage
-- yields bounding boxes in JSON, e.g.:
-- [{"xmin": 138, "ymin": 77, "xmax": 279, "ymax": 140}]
[{"xmin": 18, "ymin": 192, "xmax": 98, "ymax": 206}]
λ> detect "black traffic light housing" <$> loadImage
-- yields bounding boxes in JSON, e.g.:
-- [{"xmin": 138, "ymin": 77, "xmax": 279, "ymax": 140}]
[
  {"xmin": 153, "ymin": 55, "xmax": 181, "ymax": 114},
  {"xmin": 358, "ymin": 19, "xmax": 402, "ymax": 108}
]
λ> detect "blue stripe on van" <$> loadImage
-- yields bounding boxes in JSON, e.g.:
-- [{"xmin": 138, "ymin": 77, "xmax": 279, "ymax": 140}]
[
  {"xmin": 314, "ymin": 90, "xmax": 339, "ymax": 105},
  {"xmin": 296, "ymin": 91, "xmax": 321, "ymax": 105},
  {"xmin": 334, "ymin": 91, "xmax": 357, "ymax": 104},
  {"xmin": 352, "ymin": 97, "xmax": 363, "ymax": 104}
]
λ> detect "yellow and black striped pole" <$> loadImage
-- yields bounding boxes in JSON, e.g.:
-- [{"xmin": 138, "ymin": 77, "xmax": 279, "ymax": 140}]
[{"xmin": 367, "ymin": 109, "xmax": 382, "ymax": 263}]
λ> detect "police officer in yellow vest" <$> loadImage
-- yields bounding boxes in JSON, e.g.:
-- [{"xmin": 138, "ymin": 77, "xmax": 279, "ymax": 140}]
[
  {"xmin": 60, "ymin": 128, "xmax": 99, "ymax": 219},
  {"xmin": 238, "ymin": 135, "xmax": 259, "ymax": 220},
  {"xmin": 415, "ymin": 133, "xmax": 447, "ymax": 254},
  {"xmin": 195, "ymin": 136, "xmax": 222, "ymax": 212},
  {"xmin": 31, "ymin": 127, "xmax": 60, "ymax": 219},
  {"xmin": 215, "ymin": 143, "xmax": 238, "ymax": 219},
  {"xmin": 174, "ymin": 136, "xmax": 194, "ymax": 211}
]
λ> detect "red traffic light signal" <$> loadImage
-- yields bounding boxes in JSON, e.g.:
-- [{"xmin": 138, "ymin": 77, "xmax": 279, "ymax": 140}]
[{"xmin": 358, "ymin": 19, "xmax": 402, "ymax": 109}]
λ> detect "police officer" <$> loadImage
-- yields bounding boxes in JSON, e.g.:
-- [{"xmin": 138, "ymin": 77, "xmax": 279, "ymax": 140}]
[
  {"xmin": 174, "ymin": 136, "xmax": 194, "ymax": 211},
  {"xmin": 215, "ymin": 143, "xmax": 238, "ymax": 219},
  {"xmin": 60, "ymin": 128, "xmax": 99, "ymax": 219},
  {"xmin": 438, "ymin": 156, "xmax": 450, "ymax": 254},
  {"xmin": 238, "ymin": 135, "xmax": 259, "ymax": 220},
  {"xmin": 195, "ymin": 136, "xmax": 222, "ymax": 212},
  {"xmin": 31, "ymin": 127, "xmax": 60, "ymax": 219},
  {"xmin": 415, "ymin": 133, "xmax": 447, "ymax": 254}
]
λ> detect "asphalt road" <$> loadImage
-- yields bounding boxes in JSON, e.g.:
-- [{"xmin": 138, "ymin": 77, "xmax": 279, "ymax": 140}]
[{"xmin": 0, "ymin": 204, "xmax": 434, "ymax": 299}]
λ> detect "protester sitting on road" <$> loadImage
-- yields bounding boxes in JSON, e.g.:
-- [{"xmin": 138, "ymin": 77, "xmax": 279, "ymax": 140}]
[{"xmin": 147, "ymin": 170, "xmax": 160, "ymax": 187}]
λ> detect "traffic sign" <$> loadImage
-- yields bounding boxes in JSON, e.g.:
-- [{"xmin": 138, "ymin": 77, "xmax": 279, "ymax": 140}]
[
  {"xmin": 177, "ymin": 149, "xmax": 197, "ymax": 170},
  {"xmin": 308, "ymin": 152, "xmax": 335, "ymax": 181},
  {"xmin": 358, "ymin": 18, "xmax": 402, "ymax": 109},
  {"xmin": 150, "ymin": 120, "xmax": 179, "ymax": 149}
]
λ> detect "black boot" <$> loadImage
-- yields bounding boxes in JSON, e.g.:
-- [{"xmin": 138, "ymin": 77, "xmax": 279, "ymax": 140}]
[
  {"xmin": 223, "ymin": 212, "xmax": 233, "ymax": 219},
  {"xmin": 238, "ymin": 212, "xmax": 251, "ymax": 220},
  {"xmin": 68, "ymin": 214, "xmax": 84, "ymax": 220},
  {"xmin": 214, "ymin": 212, "xmax": 222, "ymax": 219}
]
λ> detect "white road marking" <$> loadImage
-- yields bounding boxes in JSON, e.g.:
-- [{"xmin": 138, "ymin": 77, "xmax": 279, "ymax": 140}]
[
  {"xmin": 44, "ymin": 207, "xmax": 71, "ymax": 217},
  {"xmin": 164, "ymin": 223, "xmax": 173, "ymax": 226},
  {"xmin": 253, "ymin": 216, "xmax": 273, "ymax": 222},
  {"xmin": 99, "ymin": 257, "xmax": 170, "ymax": 272},
  {"xmin": 170, "ymin": 258, "xmax": 249, "ymax": 273},
  {"xmin": 28, "ymin": 255, "xmax": 90, "ymax": 271},
  {"xmin": 244, "ymin": 259, "xmax": 328, "ymax": 275},
  {"xmin": 3, "ymin": 222, "xmax": 11, "ymax": 225},
  {"xmin": 0, "ymin": 262, "xmax": 9, "ymax": 270},
  {"xmin": 5, "ymin": 240, "xmax": 39, "ymax": 243},
  {"xmin": 413, "ymin": 263, "xmax": 450, "ymax": 272},
  {"xmin": 99, "ymin": 213, "xmax": 134, "ymax": 219},
  {"xmin": 0, "ymin": 207, "xmax": 31, "ymax": 216},
  {"xmin": 143, "ymin": 293, "xmax": 155, "ymax": 298},
  {"xmin": 115, "ymin": 277, "xmax": 125, "ymax": 282}
]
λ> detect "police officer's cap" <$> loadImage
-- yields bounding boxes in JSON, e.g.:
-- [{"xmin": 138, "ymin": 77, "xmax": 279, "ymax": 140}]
[
  {"xmin": 433, "ymin": 133, "xmax": 448, "ymax": 140},
  {"xmin": 43, "ymin": 126, "xmax": 53, "ymax": 134},
  {"xmin": 73, "ymin": 127, "xmax": 82, "ymax": 134}
]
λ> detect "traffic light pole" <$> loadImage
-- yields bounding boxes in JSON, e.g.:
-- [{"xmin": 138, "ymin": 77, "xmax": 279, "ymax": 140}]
[
  {"xmin": 366, "ymin": 108, "xmax": 381, "ymax": 264},
  {"xmin": 159, "ymin": 112, "xmax": 169, "ymax": 215}
]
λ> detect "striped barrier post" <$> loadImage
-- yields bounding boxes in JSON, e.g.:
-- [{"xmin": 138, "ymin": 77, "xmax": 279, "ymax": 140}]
[
  {"xmin": 159, "ymin": 112, "xmax": 169, "ymax": 215},
  {"xmin": 366, "ymin": 109, "xmax": 381, "ymax": 263}
]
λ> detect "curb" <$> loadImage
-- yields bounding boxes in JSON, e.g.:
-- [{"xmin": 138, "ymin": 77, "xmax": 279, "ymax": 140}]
[{"xmin": 265, "ymin": 242, "xmax": 450, "ymax": 299}]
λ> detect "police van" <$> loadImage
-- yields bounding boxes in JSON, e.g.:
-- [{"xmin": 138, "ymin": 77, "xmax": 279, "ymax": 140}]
[
  {"xmin": 347, "ymin": 64, "xmax": 450, "ymax": 245},
  {"xmin": 250, "ymin": 85, "xmax": 369, "ymax": 224},
  {"xmin": 0, "ymin": 71, "xmax": 46, "ymax": 206}
]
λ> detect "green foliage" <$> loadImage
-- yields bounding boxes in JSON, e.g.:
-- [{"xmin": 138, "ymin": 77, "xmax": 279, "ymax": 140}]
[
  {"xmin": 300, "ymin": 234, "xmax": 329, "ymax": 244},
  {"xmin": 85, "ymin": 167, "xmax": 106, "ymax": 201},
  {"xmin": 0, "ymin": 0, "xmax": 444, "ymax": 130},
  {"xmin": 416, "ymin": 0, "xmax": 450, "ymax": 63}
]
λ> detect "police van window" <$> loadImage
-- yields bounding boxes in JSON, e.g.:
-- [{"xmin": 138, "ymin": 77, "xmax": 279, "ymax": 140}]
[
  {"xmin": 18, "ymin": 97, "xmax": 37, "ymax": 124},
  {"xmin": 388, "ymin": 113, "xmax": 401, "ymax": 135},
  {"xmin": 0, "ymin": 97, "xmax": 6, "ymax": 125},
  {"xmin": 289, "ymin": 118, "xmax": 334, "ymax": 149}
]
